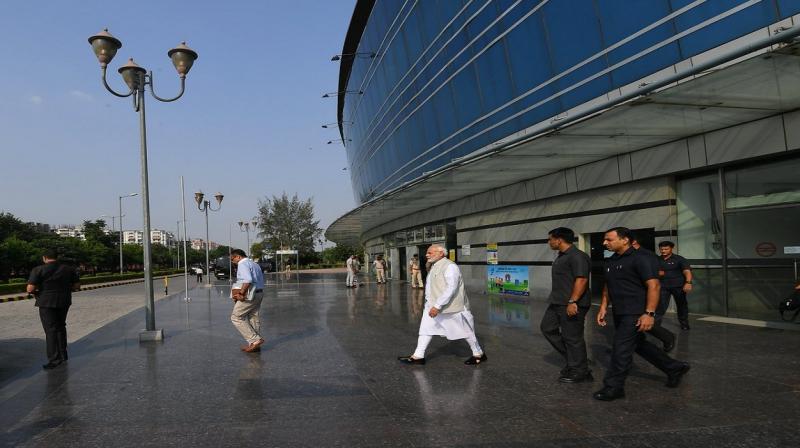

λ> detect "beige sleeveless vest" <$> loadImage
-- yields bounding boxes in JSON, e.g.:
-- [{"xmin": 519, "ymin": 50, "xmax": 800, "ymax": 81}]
[{"xmin": 428, "ymin": 258, "xmax": 468, "ymax": 314}]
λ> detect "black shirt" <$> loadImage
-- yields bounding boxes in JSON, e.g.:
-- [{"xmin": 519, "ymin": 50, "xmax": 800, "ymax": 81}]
[
  {"xmin": 27, "ymin": 262, "xmax": 80, "ymax": 308},
  {"xmin": 548, "ymin": 245, "xmax": 591, "ymax": 306},
  {"xmin": 604, "ymin": 248, "xmax": 658, "ymax": 315},
  {"xmin": 659, "ymin": 254, "xmax": 691, "ymax": 288}
]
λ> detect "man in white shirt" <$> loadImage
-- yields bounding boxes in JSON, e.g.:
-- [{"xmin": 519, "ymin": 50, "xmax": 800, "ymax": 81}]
[
  {"xmin": 346, "ymin": 255, "xmax": 360, "ymax": 287},
  {"xmin": 398, "ymin": 244, "xmax": 487, "ymax": 365},
  {"xmin": 229, "ymin": 249, "xmax": 266, "ymax": 353}
]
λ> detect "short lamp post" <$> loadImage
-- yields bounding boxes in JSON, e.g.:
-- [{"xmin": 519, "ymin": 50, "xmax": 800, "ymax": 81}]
[
  {"xmin": 88, "ymin": 28, "xmax": 198, "ymax": 341},
  {"xmin": 238, "ymin": 220, "xmax": 258, "ymax": 253},
  {"xmin": 195, "ymin": 191, "xmax": 223, "ymax": 287}
]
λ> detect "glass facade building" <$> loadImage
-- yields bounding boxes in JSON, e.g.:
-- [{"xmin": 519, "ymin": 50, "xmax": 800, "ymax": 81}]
[
  {"xmin": 340, "ymin": 0, "xmax": 800, "ymax": 203},
  {"xmin": 332, "ymin": 1, "xmax": 800, "ymax": 322}
]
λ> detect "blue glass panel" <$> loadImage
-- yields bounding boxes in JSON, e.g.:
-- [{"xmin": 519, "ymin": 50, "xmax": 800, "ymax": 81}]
[
  {"xmin": 777, "ymin": 0, "xmax": 800, "ymax": 17},
  {"xmin": 671, "ymin": 0, "xmax": 778, "ymax": 59},
  {"xmin": 474, "ymin": 40, "xmax": 514, "ymax": 112}
]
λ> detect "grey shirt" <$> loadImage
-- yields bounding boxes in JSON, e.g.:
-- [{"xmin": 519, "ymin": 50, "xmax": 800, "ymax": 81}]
[{"xmin": 548, "ymin": 245, "xmax": 591, "ymax": 306}]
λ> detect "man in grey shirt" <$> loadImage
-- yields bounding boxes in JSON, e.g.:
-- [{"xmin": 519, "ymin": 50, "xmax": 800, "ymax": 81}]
[{"xmin": 540, "ymin": 227, "xmax": 593, "ymax": 383}]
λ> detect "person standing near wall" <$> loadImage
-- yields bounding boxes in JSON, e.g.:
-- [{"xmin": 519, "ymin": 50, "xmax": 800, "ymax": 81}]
[
  {"xmin": 658, "ymin": 241, "xmax": 693, "ymax": 330},
  {"xmin": 409, "ymin": 254, "xmax": 423, "ymax": 289},
  {"xmin": 346, "ymin": 255, "xmax": 358, "ymax": 288},
  {"xmin": 373, "ymin": 255, "xmax": 386, "ymax": 284}
]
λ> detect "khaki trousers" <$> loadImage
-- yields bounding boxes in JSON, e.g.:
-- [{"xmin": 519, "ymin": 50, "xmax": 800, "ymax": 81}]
[
  {"xmin": 411, "ymin": 270, "xmax": 423, "ymax": 288},
  {"xmin": 231, "ymin": 291, "xmax": 264, "ymax": 343},
  {"xmin": 376, "ymin": 268, "xmax": 385, "ymax": 283}
]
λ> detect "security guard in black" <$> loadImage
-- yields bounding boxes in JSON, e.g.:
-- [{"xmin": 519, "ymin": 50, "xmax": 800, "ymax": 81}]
[
  {"xmin": 27, "ymin": 254, "xmax": 80, "ymax": 369},
  {"xmin": 604, "ymin": 248, "xmax": 658, "ymax": 315},
  {"xmin": 595, "ymin": 228, "xmax": 687, "ymax": 400}
]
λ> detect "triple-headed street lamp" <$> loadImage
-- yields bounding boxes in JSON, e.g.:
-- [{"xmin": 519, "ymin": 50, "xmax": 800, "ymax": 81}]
[
  {"xmin": 238, "ymin": 220, "xmax": 258, "ymax": 253},
  {"xmin": 118, "ymin": 192, "xmax": 138, "ymax": 274},
  {"xmin": 194, "ymin": 191, "xmax": 223, "ymax": 287},
  {"xmin": 88, "ymin": 28, "xmax": 198, "ymax": 341}
]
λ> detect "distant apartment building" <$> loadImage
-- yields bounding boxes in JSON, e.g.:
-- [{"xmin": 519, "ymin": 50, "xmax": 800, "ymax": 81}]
[
  {"xmin": 122, "ymin": 229, "xmax": 175, "ymax": 246},
  {"xmin": 53, "ymin": 225, "xmax": 85, "ymax": 240},
  {"xmin": 190, "ymin": 239, "xmax": 219, "ymax": 251}
]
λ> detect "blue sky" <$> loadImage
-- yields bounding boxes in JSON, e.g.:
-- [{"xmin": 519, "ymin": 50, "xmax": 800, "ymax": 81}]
[{"xmin": 0, "ymin": 0, "xmax": 356, "ymax": 250}]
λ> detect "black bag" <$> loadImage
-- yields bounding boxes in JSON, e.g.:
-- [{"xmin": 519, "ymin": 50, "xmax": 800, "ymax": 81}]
[{"xmin": 779, "ymin": 290, "xmax": 800, "ymax": 321}]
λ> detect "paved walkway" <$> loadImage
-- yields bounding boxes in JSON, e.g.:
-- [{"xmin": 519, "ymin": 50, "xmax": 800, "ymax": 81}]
[{"xmin": 1, "ymin": 272, "xmax": 799, "ymax": 447}]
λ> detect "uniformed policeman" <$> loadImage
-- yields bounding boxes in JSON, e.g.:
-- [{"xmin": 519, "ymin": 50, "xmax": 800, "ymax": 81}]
[{"xmin": 594, "ymin": 227, "xmax": 690, "ymax": 401}]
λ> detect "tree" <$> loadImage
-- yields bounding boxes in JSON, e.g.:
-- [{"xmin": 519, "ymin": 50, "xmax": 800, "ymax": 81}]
[
  {"xmin": 0, "ymin": 236, "xmax": 36, "ymax": 278},
  {"xmin": 256, "ymin": 193, "xmax": 322, "ymax": 257}
]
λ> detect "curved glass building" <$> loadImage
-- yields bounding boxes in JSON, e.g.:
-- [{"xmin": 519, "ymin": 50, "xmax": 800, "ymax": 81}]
[{"xmin": 328, "ymin": 0, "xmax": 800, "ymax": 322}]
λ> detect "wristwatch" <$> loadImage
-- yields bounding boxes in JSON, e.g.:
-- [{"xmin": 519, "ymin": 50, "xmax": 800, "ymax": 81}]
[
  {"xmin": 567, "ymin": 299, "xmax": 577, "ymax": 304},
  {"xmin": 644, "ymin": 311, "xmax": 656, "ymax": 317}
]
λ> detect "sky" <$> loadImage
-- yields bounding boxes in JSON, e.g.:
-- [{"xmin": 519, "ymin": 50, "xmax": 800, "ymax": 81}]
[{"xmin": 0, "ymin": 0, "xmax": 357, "ymax": 251}]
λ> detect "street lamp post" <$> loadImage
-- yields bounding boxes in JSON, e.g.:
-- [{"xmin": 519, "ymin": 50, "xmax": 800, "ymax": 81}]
[
  {"xmin": 238, "ymin": 220, "xmax": 258, "ymax": 253},
  {"xmin": 118, "ymin": 193, "xmax": 137, "ymax": 274},
  {"xmin": 89, "ymin": 28, "xmax": 198, "ymax": 341},
  {"xmin": 194, "ymin": 191, "xmax": 223, "ymax": 287}
]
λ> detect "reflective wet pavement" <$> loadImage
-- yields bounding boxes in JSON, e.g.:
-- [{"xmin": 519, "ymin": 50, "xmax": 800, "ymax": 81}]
[{"xmin": 1, "ymin": 272, "xmax": 799, "ymax": 447}]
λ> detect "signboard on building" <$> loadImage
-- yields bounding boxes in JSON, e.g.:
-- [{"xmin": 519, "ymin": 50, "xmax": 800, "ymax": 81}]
[
  {"xmin": 487, "ymin": 243, "xmax": 498, "ymax": 265},
  {"xmin": 462, "ymin": 244, "xmax": 471, "ymax": 256},
  {"xmin": 487, "ymin": 265, "xmax": 530, "ymax": 296},
  {"xmin": 784, "ymin": 246, "xmax": 800, "ymax": 255}
]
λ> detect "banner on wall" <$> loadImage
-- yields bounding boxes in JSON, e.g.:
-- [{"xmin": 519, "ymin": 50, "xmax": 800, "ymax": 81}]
[
  {"xmin": 486, "ymin": 243, "xmax": 498, "ymax": 265},
  {"xmin": 487, "ymin": 265, "xmax": 530, "ymax": 296}
]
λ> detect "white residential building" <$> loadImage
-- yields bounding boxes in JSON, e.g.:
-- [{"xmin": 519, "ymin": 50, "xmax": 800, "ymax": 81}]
[
  {"xmin": 53, "ymin": 226, "xmax": 85, "ymax": 240},
  {"xmin": 122, "ymin": 229, "xmax": 175, "ymax": 246}
]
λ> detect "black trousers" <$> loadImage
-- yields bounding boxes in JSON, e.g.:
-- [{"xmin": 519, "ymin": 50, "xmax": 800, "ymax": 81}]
[
  {"xmin": 39, "ymin": 306, "xmax": 69, "ymax": 363},
  {"xmin": 540, "ymin": 304, "xmax": 589, "ymax": 375},
  {"xmin": 660, "ymin": 286, "xmax": 689, "ymax": 324},
  {"xmin": 603, "ymin": 314, "xmax": 683, "ymax": 390}
]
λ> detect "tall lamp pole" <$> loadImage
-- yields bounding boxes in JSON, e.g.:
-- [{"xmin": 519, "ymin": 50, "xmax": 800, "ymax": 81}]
[
  {"xmin": 238, "ymin": 220, "xmax": 258, "ymax": 253},
  {"xmin": 118, "ymin": 192, "xmax": 137, "ymax": 274},
  {"xmin": 89, "ymin": 28, "xmax": 198, "ymax": 341},
  {"xmin": 195, "ymin": 191, "xmax": 223, "ymax": 287}
]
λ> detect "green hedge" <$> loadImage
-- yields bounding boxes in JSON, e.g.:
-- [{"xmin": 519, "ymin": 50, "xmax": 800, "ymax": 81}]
[{"xmin": 0, "ymin": 269, "xmax": 184, "ymax": 296}]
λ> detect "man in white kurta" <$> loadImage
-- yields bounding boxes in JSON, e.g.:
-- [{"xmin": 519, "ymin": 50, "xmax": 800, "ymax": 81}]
[{"xmin": 398, "ymin": 245, "xmax": 487, "ymax": 365}]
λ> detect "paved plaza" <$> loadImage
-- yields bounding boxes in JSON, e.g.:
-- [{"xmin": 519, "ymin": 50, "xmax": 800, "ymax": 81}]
[{"xmin": 1, "ymin": 272, "xmax": 799, "ymax": 447}]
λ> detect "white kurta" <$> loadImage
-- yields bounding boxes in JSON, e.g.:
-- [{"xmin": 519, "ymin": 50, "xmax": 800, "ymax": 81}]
[{"xmin": 418, "ymin": 263, "xmax": 477, "ymax": 340}]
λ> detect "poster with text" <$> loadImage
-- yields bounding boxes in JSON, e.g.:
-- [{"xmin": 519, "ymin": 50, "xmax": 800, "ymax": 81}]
[
  {"xmin": 486, "ymin": 243, "xmax": 498, "ymax": 265},
  {"xmin": 487, "ymin": 265, "xmax": 530, "ymax": 296}
]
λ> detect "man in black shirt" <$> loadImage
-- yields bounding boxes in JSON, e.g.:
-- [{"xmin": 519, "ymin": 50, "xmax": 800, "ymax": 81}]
[
  {"xmin": 26, "ymin": 250, "xmax": 80, "ymax": 370},
  {"xmin": 594, "ymin": 227, "xmax": 689, "ymax": 401},
  {"xmin": 658, "ymin": 241, "xmax": 693, "ymax": 330},
  {"xmin": 632, "ymin": 235, "xmax": 675, "ymax": 352},
  {"xmin": 540, "ymin": 227, "xmax": 592, "ymax": 383}
]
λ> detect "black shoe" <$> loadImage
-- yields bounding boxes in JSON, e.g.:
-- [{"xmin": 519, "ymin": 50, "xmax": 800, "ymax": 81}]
[
  {"xmin": 593, "ymin": 387, "xmax": 625, "ymax": 401},
  {"xmin": 464, "ymin": 353, "xmax": 487, "ymax": 365},
  {"xmin": 666, "ymin": 362, "xmax": 691, "ymax": 388},
  {"xmin": 663, "ymin": 336, "xmax": 676, "ymax": 353},
  {"xmin": 680, "ymin": 322, "xmax": 690, "ymax": 330},
  {"xmin": 397, "ymin": 355, "xmax": 425, "ymax": 365},
  {"xmin": 559, "ymin": 371, "xmax": 594, "ymax": 383},
  {"xmin": 42, "ymin": 361, "xmax": 63, "ymax": 370}
]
